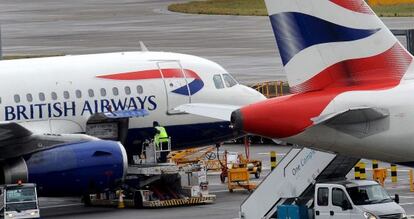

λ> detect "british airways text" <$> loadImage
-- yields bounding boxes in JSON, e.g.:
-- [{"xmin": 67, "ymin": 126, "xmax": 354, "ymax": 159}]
[{"xmin": 4, "ymin": 96, "xmax": 157, "ymax": 121}]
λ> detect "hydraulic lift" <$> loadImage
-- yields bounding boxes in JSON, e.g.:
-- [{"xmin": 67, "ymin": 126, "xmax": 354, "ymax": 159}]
[{"xmin": 85, "ymin": 109, "xmax": 216, "ymax": 208}]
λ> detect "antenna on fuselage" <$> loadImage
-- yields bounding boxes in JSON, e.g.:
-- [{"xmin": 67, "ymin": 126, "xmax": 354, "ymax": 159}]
[{"xmin": 139, "ymin": 41, "xmax": 149, "ymax": 52}]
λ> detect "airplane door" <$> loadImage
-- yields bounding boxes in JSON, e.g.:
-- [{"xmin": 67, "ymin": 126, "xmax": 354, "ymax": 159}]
[{"xmin": 157, "ymin": 61, "xmax": 191, "ymax": 114}]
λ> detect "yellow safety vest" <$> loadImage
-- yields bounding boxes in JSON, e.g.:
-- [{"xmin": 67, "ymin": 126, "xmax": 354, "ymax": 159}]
[{"xmin": 154, "ymin": 126, "xmax": 169, "ymax": 146}]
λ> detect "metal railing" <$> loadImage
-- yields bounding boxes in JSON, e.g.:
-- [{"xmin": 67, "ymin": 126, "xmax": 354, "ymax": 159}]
[{"xmin": 251, "ymin": 81, "xmax": 289, "ymax": 98}]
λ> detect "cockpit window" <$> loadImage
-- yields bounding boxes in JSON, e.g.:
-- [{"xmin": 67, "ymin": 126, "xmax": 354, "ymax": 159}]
[
  {"xmin": 223, "ymin": 74, "xmax": 238, "ymax": 87},
  {"xmin": 213, "ymin": 74, "xmax": 225, "ymax": 89}
]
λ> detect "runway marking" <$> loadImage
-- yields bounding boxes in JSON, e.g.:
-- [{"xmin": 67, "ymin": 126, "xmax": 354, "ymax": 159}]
[
  {"xmin": 41, "ymin": 203, "xmax": 83, "ymax": 209},
  {"xmin": 399, "ymin": 202, "xmax": 414, "ymax": 206}
]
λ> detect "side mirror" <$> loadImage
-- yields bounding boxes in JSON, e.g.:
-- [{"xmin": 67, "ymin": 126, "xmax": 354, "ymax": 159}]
[
  {"xmin": 341, "ymin": 200, "xmax": 352, "ymax": 211},
  {"xmin": 393, "ymin": 194, "xmax": 400, "ymax": 204}
]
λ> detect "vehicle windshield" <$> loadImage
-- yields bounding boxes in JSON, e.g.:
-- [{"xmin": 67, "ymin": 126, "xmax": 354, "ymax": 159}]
[
  {"xmin": 222, "ymin": 74, "xmax": 238, "ymax": 87},
  {"xmin": 5, "ymin": 187, "xmax": 37, "ymax": 212},
  {"xmin": 346, "ymin": 184, "xmax": 392, "ymax": 205},
  {"xmin": 6, "ymin": 187, "xmax": 36, "ymax": 203}
]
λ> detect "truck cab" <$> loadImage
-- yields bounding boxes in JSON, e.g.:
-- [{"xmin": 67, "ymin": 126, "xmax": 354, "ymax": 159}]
[
  {"xmin": 315, "ymin": 180, "xmax": 406, "ymax": 219},
  {"xmin": 0, "ymin": 183, "xmax": 40, "ymax": 219}
]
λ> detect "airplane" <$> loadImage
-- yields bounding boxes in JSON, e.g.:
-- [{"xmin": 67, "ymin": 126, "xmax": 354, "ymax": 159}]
[
  {"xmin": 0, "ymin": 50, "xmax": 265, "ymax": 196},
  {"xmin": 177, "ymin": 0, "xmax": 414, "ymax": 165}
]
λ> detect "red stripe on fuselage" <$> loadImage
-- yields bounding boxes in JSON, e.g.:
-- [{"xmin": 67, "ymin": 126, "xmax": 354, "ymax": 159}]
[
  {"xmin": 97, "ymin": 69, "xmax": 201, "ymax": 80},
  {"xmin": 330, "ymin": 0, "xmax": 374, "ymax": 14},
  {"xmin": 241, "ymin": 43, "xmax": 412, "ymax": 138}
]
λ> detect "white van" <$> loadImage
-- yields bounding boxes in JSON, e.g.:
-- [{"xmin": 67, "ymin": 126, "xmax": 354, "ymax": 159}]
[
  {"xmin": 0, "ymin": 183, "xmax": 40, "ymax": 219},
  {"xmin": 314, "ymin": 180, "xmax": 406, "ymax": 219}
]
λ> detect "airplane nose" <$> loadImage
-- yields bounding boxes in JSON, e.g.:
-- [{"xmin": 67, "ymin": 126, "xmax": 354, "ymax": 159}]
[{"xmin": 239, "ymin": 85, "xmax": 267, "ymax": 104}]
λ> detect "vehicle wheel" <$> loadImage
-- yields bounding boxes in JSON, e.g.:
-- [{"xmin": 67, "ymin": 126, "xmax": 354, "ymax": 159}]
[
  {"xmin": 255, "ymin": 171, "xmax": 261, "ymax": 179},
  {"xmin": 82, "ymin": 194, "xmax": 92, "ymax": 207},
  {"xmin": 220, "ymin": 173, "xmax": 226, "ymax": 183},
  {"xmin": 134, "ymin": 191, "xmax": 143, "ymax": 208}
]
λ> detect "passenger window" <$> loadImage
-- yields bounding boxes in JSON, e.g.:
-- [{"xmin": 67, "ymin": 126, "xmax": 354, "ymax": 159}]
[
  {"xmin": 51, "ymin": 92, "xmax": 57, "ymax": 100},
  {"xmin": 100, "ymin": 88, "xmax": 107, "ymax": 97},
  {"xmin": 63, "ymin": 91, "xmax": 70, "ymax": 99},
  {"xmin": 75, "ymin": 90, "xmax": 81, "ymax": 98},
  {"xmin": 88, "ymin": 89, "xmax": 94, "ymax": 98},
  {"xmin": 26, "ymin": 94, "xmax": 33, "ymax": 102},
  {"xmin": 213, "ymin": 74, "xmax": 224, "ymax": 89},
  {"xmin": 125, "ymin": 86, "xmax": 131, "ymax": 95},
  {"xmin": 113, "ymin": 87, "xmax": 119, "ymax": 96},
  {"xmin": 136, "ymin": 85, "xmax": 143, "ymax": 94},
  {"xmin": 14, "ymin": 95, "xmax": 20, "ymax": 103},
  {"xmin": 332, "ymin": 188, "xmax": 348, "ymax": 207},
  {"xmin": 317, "ymin": 188, "xmax": 329, "ymax": 206},
  {"xmin": 223, "ymin": 74, "xmax": 238, "ymax": 87},
  {"xmin": 39, "ymin": 93, "xmax": 45, "ymax": 101}
]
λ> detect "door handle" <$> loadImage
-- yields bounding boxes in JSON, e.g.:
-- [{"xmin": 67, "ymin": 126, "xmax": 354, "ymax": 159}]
[
  {"xmin": 330, "ymin": 211, "xmax": 334, "ymax": 216},
  {"xmin": 315, "ymin": 211, "xmax": 320, "ymax": 216}
]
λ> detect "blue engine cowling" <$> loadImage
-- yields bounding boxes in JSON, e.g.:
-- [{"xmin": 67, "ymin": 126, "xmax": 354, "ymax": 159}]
[{"xmin": 21, "ymin": 140, "xmax": 128, "ymax": 196}]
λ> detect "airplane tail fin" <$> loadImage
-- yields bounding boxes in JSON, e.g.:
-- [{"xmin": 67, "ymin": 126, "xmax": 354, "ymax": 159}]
[{"xmin": 265, "ymin": 0, "xmax": 413, "ymax": 93}]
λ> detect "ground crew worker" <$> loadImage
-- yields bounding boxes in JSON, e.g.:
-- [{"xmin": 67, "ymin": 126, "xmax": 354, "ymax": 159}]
[{"xmin": 153, "ymin": 121, "xmax": 169, "ymax": 162}]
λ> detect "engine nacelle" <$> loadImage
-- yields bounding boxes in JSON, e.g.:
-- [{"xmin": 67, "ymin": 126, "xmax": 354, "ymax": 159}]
[{"xmin": 0, "ymin": 140, "xmax": 128, "ymax": 196}]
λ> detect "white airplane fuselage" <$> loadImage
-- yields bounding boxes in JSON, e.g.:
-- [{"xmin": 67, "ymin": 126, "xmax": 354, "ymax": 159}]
[
  {"xmin": 0, "ymin": 51, "xmax": 264, "ymax": 155},
  {"xmin": 286, "ymin": 79, "xmax": 414, "ymax": 164}
]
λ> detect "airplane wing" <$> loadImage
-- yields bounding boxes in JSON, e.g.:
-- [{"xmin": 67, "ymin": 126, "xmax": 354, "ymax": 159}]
[
  {"xmin": 312, "ymin": 107, "xmax": 389, "ymax": 125},
  {"xmin": 0, "ymin": 122, "xmax": 97, "ymax": 160},
  {"xmin": 312, "ymin": 107, "xmax": 390, "ymax": 138},
  {"xmin": 0, "ymin": 109, "xmax": 150, "ymax": 160},
  {"xmin": 175, "ymin": 103, "xmax": 240, "ymax": 121}
]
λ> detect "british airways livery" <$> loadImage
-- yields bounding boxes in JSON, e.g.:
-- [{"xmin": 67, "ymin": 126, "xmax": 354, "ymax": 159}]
[
  {"xmin": 179, "ymin": 0, "xmax": 414, "ymax": 165},
  {"xmin": 0, "ymin": 50, "xmax": 265, "ymax": 196}
]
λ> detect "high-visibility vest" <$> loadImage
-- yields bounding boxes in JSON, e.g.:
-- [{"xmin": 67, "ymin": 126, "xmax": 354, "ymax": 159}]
[{"xmin": 155, "ymin": 126, "xmax": 169, "ymax": 143}]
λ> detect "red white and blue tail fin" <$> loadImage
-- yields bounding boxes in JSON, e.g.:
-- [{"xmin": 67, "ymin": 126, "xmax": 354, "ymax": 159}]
[{"xmin": 265, "ymin": 0, "xmax": 413, "ymax": 93}]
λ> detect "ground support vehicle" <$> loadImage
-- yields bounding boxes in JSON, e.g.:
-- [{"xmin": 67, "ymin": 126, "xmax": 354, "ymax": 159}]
[
  {"xmin": 87, "ymin": 141, "xmax": 215, "ymax": 208},
  {"xmin": 219, "ymin": 150, "xmax": 261, "ymax": 187},
  {"xmin": 0, "ymin": 183, "xmax": 40, "ymax": 219},
  {"xmin": 88, "ymin": 164, "xmax": 215, "ymax": 208},
  {"xmin": 85, "ymin": 110, "xmax": 215, "ymax": 208},
  {"xmin": 277, "ymin": 180, "xmax": 406, "ymax": 219},
  {"xmin": 227, "ymin": 168, "xmax": 256, "ymax": 193},
  {"xmin": 240, "ymin": 148, "xmax": 407, "ymax": 219}
]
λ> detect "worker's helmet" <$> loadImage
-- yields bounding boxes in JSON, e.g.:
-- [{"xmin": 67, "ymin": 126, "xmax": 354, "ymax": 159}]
[{"xmin": 153, "ymin": 121, "xmax": 159, "ymax": 127}]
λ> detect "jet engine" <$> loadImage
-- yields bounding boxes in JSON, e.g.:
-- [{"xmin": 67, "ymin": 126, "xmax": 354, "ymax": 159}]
[{"xmin": 0, "ymin": 140, "xmax": 128, "ymax": 196}]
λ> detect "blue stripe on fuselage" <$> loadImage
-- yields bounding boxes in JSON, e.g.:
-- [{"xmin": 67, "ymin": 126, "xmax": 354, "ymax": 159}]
[
  {"xmin": 172, "ymin": 79, "xmax": 205, "ymax": 96},
  {"xmin": 269, "ymin": 12, "xmax": 380, "ymax": 65}
]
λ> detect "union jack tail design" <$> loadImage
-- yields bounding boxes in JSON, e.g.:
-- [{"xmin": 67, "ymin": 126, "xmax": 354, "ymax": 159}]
[{"xmin": 265, "ymin": 0, "xmax": 413, "ymax": 93}]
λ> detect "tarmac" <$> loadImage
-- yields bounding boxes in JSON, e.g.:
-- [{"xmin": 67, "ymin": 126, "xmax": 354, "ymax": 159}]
[
  {"xmin": 37, "ymin": 144, "xmax": 414, "ymax": 219},
  {"xmin": 1, "ymin": 0, "xmax": 414, "ymax": 84}
]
